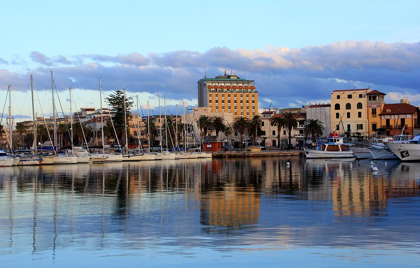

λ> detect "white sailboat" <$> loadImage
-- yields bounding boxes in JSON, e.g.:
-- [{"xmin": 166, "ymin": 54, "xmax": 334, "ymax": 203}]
[
  {"xmin": 90, "ymin": 78, "xmax": 121, "ymax": 163},
  {"xmin": 49, "ymin": 72, "xmax": 77, "ymax": 165}
]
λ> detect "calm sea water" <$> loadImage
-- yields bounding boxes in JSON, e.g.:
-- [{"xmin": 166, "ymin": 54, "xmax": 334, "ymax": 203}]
[{"xmin": 1, "ymin": 157, "xmax": 420, "ymax": 267}]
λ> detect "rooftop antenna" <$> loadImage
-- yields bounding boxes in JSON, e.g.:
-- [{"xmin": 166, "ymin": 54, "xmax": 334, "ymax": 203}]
[
  {"xmin": 204, "ymin": 71, "xmax": 207, "ymax": 78},
  {"xmin": 224, "ymin": 68, "xmax": 227, "ymax": 76},
  {"xmin": 353, "ymin": 82, "xmax": 358, "ymax": 89}
]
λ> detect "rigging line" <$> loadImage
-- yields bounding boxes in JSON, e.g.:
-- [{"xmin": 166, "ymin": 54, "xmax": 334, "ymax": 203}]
[
  {"xmin": 70, "ymin": 91, "xmax": 90, "ymax": 151},
  {"xmin": 54, "ymin": 87, "xmax": 72, "ymax": 145},
  {"xmin": 1, "ymin": 89, "xmax": 9, "ymax": 124},
  {"xmin": 105, "ymin": 104, "xmax": 121, "ymax": 150},
  {"xmin": 35, "ymin": 88, "xmax": 54, "ymax": 153}
]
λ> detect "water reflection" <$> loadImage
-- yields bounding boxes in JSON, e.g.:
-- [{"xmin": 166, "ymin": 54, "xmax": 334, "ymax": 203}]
[{"xmin": 0, "ymin": 158, "xmax": 420, "ymax": 266}]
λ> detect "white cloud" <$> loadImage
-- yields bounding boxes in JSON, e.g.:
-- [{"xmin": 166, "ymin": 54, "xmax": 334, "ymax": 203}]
[
  {"xmin": 386, "ymin": 92, "xmax": 420, "ymax": 105},
  {"xmin": 288, "ymin": 103, "xmax": 297, "ymax": 107}
]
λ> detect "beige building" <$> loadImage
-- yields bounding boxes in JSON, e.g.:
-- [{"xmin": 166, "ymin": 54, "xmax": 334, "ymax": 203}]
[
  {"xmin": 366, "ymin": 90, "xmax": 386, "ymax": 136},
  {"xmin": 331, "ymin": 88, "xmax": 370, "ymax": 137},
  {"xmin": 197, "ymin": 72, "xmax": 258, "ymax": 120}
]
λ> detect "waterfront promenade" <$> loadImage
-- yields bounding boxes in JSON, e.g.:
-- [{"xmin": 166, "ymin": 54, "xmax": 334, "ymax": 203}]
[{"xmin": 212, "ymin": 148, "xmax": 302, "ymax": 158}]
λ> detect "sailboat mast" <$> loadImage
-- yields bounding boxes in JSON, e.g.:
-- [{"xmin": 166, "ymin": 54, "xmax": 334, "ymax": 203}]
[
  {"xmin": 123, "ymin": 88, "xmax": 128, "ymax": 153},
  {"xmin": 70, "ymin": 87, "xmax": 74, "ymax": 154},
  {"xmin": 175, "ymin": 104, "xmax": 178, "ymax": 151},
  {"xmin": 159, "ymin": 91, "xmax": 162, "ymax": 152},
  {"xmin": 8, "ymin": 85, "xmax": 12, "ymax": 151},
  {"xmin": 147, "ymin": 101, "xmax": 150, "ymax": 153},
  {"xmin": 136, "ymin": 95, "xmax": 141, "ymax": 149},
  {"xmin": 51, "ymin": 71, "xmax": 57, "ymax": 153},
  {"xmin": 99, "ymin": 78, "xmax": 105, "ymax": 154},
  {"xmin": 31, "ymin": 75, "xmax": 37, "ymax": 153},
  {"xmin": 164, "ymin": 96, "xmax": 168, "ymax": 150}
]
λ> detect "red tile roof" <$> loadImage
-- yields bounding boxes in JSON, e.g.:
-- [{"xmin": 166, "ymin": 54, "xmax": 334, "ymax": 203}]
[
  {"xmin": 262, "ymin": 111, "xmax": 274, "ymax": 114},
  {"xmin": 379, "ymin": 103, "xmax": 417, "ymax": 115},
  {"xmin": 366, "ymin": 90, "xmax": 386, "ymax": 95}
]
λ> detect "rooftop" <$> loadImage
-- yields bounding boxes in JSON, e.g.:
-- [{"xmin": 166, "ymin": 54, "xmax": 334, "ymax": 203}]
[
  {"xmin": 332, "ymin": 88, "xmax": 370, "ymax": 93},
  {"xmin": 366, "ymin": 90, "xmax": 386, "ymax": 95},
  {"xmin": 379, "ymin": 103, "xmax": 417, "ymax": 115}
]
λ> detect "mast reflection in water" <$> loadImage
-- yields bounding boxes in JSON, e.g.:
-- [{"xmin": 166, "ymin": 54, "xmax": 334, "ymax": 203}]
[{"xmin": 1, "ymin": 158, "xmax": 420, "ymax": 267}]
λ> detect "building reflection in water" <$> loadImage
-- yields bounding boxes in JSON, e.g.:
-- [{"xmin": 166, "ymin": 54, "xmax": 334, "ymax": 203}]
[{"xmin": 0, "ymin": 157, "xmax": 419, "ymax": 255}]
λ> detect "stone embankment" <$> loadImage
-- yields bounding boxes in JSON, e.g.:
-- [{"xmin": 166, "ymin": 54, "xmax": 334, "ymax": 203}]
[{"xmin": 212, "ymin": 149, "xmax": 303, "ymax": 158}]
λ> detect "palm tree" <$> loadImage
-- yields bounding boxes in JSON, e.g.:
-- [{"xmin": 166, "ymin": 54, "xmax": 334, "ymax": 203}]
[
  {"xmin": 232, "ymin": 116, "xmax": 251, "ymax": 149},
  {"xmin": 250, "ymin": 115, "xmax": 262, "ymax": 145},
  {"xmin": 15, "ymin": 122, "xmax": 26, "ymax": 148},
  {"xmin": 304, "ymin": 119, "xmax": 324, "ymax": 148},
  {"xmin": 197, "ymin": 115, "xmax": 211, "ymax": 143},
  {"xmin": 283, "ymin": 112, "xmax": 298, "ymax": 149},
  {"xmin": 223, "ymin": 126, "xmax": 233, "ymax": 150},
  {"xmin": 212, "ymin": 116, "xmax": 226, "ymax": 141},
  {"xmin": 37, "ymin": 125, "xmax": 48, "ymax": 143},
  {"xmin": 57, "ymin": 123, "xmax": 68, "ymax": 148},
  {"xmin": 271, "ymin": 115, "xmax": 285, "ymax": 149}
]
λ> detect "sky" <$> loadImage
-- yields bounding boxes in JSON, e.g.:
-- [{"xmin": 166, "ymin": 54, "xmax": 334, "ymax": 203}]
[{"xmin": 1, "ymin": 0, "xmax": 420, "ymax": 121}]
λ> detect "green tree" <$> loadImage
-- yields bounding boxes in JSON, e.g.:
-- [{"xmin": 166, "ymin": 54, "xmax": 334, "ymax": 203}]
[
  {"xmin": 212, "ymin": 116, "xmax": 226, "ymax": 141},
  {"xmin": 16, "ymin": 122, "xmax": 26, "ymax": 148},
  {"xmin": 37, "ymin": 125, "xmax": 48, "ymax": 143},
  {"xmin": 0, "ymin": 124, "xmax": 4, "ymax": 149},
  {"xmin": 144, "ymin": 117, "xmax": 158, "ymax": 148},
  {"xmin": 232, "ymin": 116, "xmax": 251, "ymax": 149},
  {"xmin": 283, "ymin": 112, "xmax": 298, "ymax": 149},
  {"xmin": 103, "ymin": 122, "xmax": 114, "ymax": 146},
  {"xmin": 304, "ymin": 119, "xmax": 325, "ymax": 148},
  {"xmin": 57, "ymin": 123, "xmax": 68, "ymax": 148},
  {"xmin": 271, "ymin": 116, "xmax": 285, "ymax": 149},
  {"xmin": 197, "ymin": 115, "xmax": 211, "ymax": 142},
  {"xmin": 250, "ymin": 115, "xmax": 262, "ymax": 145},
  {"xmin": 106, "ymin": 90, "xmax": 134, "ymax": 144}
]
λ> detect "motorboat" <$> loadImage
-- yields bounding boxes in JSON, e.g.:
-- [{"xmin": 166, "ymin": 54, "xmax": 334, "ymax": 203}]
[
  {"xmin": 15, "ymin": 150, "xmax": 42, "ymax": 166},
  {"xmin": 304, "ymin": 132, "xmax": 355, "ymax": 159},
  {"xmin": 386, "ymin": 134, "xmax": 420, "ymax": 161}
]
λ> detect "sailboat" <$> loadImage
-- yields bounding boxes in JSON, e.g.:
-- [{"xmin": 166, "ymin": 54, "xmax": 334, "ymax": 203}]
[
  {"xmin": 122, "ymin": 89, "xmax": 143, "ymax": 162},
  {"xmin": 49, "ymin": 72, "xmax": 77, "ymax": 164},
  {"xmin": 1, "ymin": 85, "xmax": 18, "ymax": 167},
  {"xmin": 89, "ymin": 78, "xmax": 122, "ymax": 163}
]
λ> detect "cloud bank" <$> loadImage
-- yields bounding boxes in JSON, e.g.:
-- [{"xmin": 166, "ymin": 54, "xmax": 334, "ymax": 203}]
[{"xmin": 1, "ymin": 40, "xmax": 420, "ymax": 114}]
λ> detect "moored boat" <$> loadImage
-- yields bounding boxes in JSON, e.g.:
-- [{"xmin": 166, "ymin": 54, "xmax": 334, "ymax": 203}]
[
  {"xmin": 386, "ymin": 134, "xmax": 420, "ymax": 161},
  {"xmin": 304, "ymin": 132, "xmax": 355, "ymax": 159}
]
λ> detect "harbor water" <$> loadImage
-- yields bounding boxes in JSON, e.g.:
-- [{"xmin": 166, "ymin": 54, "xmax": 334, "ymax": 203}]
[{"xmin": 1, "ymin": 157, "xmax": 420, "ymax": 267}]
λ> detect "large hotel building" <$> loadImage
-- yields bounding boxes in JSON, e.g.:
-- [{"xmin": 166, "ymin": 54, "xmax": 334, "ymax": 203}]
[{"xmin": 197, "ymin": 73, "xmax": 258, "ymax": 120}]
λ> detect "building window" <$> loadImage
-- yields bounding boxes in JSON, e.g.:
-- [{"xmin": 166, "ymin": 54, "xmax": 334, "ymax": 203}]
[
  {"xmin": 357, "ymin": 102, "xmax": 362, "ymax": 109},
  {"xmin": 336, "ymin": 124, "xmax": 340, "ymax": 131},
  {"xmin": 346, "ymin": 103, "xmax": 351, "ymax": 110},
  {"xmin": 358, "ymin": 112, "xmax": 362, "ymax": 118},
  {"xmin": 401, "ymin": 118, "xmax": 406, "ymax": 127},
  {"xmin": 337, "ymin": 95, "xmax": 341, "ymax": 99},
  {"xmin": 262, "ymin": 121, "xmax": 264, "ymax": 126},
  {"xmin": 335, "ymin": 103, "xmax": 340, "ymax": 110},
  {"xmin": 347, "ymin": 112, "xmax": 350, "ymax": 118},
  {"xmin": 336, "ymin": 113, "xmax": 340, "ymax": 119},
  {"xmin": 272, "ymin": 131, "xmax": 275, "ymax": 136},
  {"xmin": 283, "ymin": 130, "xmax": 286, "ymax": 135},
  {"xmin": 357, "ymin": 124, "xmax": 363, "ymax": 130},
  {"xmin": 359, "ymin": 94, "xmax": 363, "ymax": 98},
  {"xmin": 348, "ymin": 94, "xmax": 352, "ymax": 99},
  {"xmin": 372, "ymin": 108, "xmax": 377, "ymax": 115},
  {"xmin": 372, "ymin": 123, "xmax": 377, "ymax": 131},
  {"xmin": 262, "ymin": 131, "xmax": 266, "ymax": 135}
]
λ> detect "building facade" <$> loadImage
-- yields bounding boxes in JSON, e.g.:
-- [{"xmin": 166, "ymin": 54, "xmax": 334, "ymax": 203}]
[
  {"xmin": 331, "ymin": 88, "xmax": 370, "ymax": 137},
  {"xmin": 198, "ymin": 73, "xmax": 258, "ymax": 120},
  {"xmin": 306, "ymin": 104, "xmax": 331, "ymax": 138},
  {"xmin": 379, "ymin": 101, "xmax": 419, "ymax": 137},
  {"xmin": 366, "ymin": 90, "xmax": 386, "ymax": 136}
]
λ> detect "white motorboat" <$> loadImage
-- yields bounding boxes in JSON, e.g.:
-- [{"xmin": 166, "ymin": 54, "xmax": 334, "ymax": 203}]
[
  {"xmin": 90, "ymin": 154, "xmax": 108, "ymax": 163},
  {"xmin": 386, "ymin": 134, "xmax": 420, "ymax": 161},
  {"xmin": 54, "ymin": 154, "xmax": 78, "ymax": 165},
  {"xmin": 0, "ymin": 150, "xmax": 15, "ymax": 167},
  {"xmin": 304, "ymin": 132, "xmax": 355, "ymax": 159}
]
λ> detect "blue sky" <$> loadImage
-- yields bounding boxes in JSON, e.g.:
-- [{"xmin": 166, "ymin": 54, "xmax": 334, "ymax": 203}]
[{"xmin": 1, "ymin": 0, "xmax": 420, "ymax": 120}]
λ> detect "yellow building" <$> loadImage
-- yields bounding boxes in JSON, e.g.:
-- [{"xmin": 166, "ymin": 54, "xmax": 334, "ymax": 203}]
[
  {"xmin": 331, "ymin": 88, "xmax": 370, "ymax": 136},
  {"xmin": 366, "ymin": 90, "xmax": 386, "ymax": 136},
  {"xmin": 198, "ymin": 72, "xmax": 258, "ymax": 120}
]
